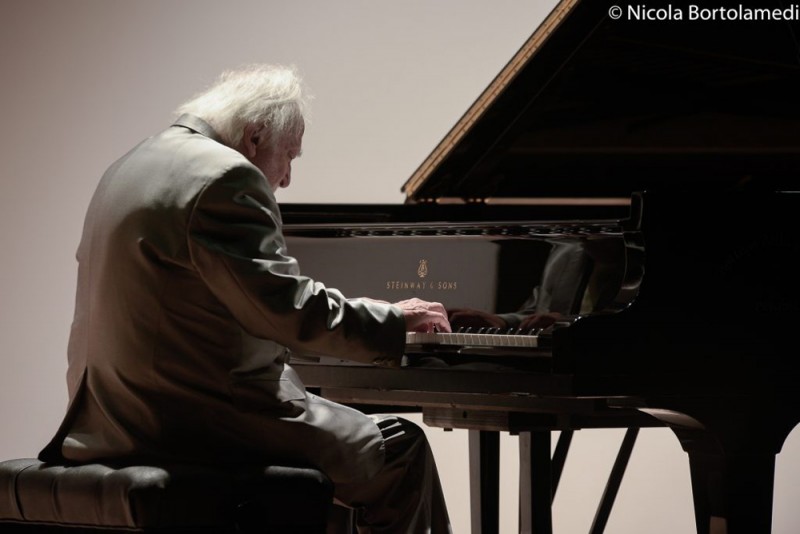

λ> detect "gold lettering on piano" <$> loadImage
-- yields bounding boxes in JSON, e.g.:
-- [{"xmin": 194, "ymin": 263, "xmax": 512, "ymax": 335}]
[
  {"xmin": 384, "ymin": 260, "xmax": 458, "ymax": 291},
  {"xmin": 435, "ymin": 281, "xmax": 457, "ymax": 290},
  {"xmin": 384, "ymin": 280, "xmax": 458, "ymax": 291},
  {"xmin": 386, "ymin": 281, "xmax": 428, "ymax": 290}
]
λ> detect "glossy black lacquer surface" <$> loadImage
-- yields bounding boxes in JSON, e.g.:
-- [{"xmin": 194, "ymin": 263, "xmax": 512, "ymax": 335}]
[{"xmin": 285, "ymin": 0, "xmax": 800, "ymax": 531}]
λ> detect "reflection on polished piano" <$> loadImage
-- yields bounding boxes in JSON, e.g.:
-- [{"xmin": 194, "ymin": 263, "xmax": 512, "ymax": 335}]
[{"xmin": 286, "ymin": 0, "xmax": 800, "ymax": 532}]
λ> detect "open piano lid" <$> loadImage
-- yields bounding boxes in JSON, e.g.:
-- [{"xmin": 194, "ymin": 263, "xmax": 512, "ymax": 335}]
[{"xmin": 402, "ymin": 0, "xmax": 800, "ymax": 205}]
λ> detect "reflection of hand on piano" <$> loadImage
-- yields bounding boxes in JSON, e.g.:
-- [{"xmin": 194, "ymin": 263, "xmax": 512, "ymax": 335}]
[
  {"xmin": 518, "ymin": 312, "xmax": 564, "ymax": 330},
  {"xmin": 395, "ymin": 297, "xmax": 452, "ymax": 333},
  {"xmin": 448, "ymin": 308, "xmax": 508, "ymax": 330},
  {"xmin": 448, "ymin": 307, "xmax": 565, "ymax": 331}
]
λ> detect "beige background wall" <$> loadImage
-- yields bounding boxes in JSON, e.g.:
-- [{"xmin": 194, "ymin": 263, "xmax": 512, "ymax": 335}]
[{"xmin": 1, "ymin": 1, "xmax": 798, "ymax": 532}]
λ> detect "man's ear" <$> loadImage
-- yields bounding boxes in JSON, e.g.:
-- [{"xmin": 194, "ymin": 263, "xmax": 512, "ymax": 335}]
[{"xmin": 241, "ymin": 123, "xmax": 264, "ymax": 158}]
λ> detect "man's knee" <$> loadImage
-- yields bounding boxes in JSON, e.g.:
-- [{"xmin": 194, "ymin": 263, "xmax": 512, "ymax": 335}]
[{"xmin": 373, "ymin": 415, "xmax": 431, "ymax": 465}]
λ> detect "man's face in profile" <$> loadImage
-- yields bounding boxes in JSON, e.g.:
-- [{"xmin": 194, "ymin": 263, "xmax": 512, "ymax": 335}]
[{"xmin": 253, "ymin": 130, "xmax": 304, "ymax": 193}]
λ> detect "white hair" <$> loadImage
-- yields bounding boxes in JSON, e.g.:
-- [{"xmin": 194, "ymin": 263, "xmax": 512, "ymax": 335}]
[{"xmin": 175, "ymin": 64, "xmax": 311, "ymax": 147}]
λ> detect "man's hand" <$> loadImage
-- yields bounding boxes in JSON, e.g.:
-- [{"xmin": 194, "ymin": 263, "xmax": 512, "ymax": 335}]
[{"xmin": 395, "ymin": 298, "xmax": 451, "ymax": 333}]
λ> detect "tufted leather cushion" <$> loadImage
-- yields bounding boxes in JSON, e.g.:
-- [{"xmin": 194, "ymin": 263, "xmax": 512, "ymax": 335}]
[{"xmin": 0, "ymin": 458, "xmax": 333, "ymax": 533}]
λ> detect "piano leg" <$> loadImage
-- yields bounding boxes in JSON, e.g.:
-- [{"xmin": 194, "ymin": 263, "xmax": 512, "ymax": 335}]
[
  {"xmin": 686, "ymin": 449, "xmax": 776, "ymax": 534},
  {"xmin": 519, "ymin": 431, "xmax": 553, "ymax": 534},
  {"xmin": 551, "ymin": 430, "xmax": 574, "ymax": 499},
  {"xmin": 469, "ymin": 430, "xmax": 500, "ymax": 534},
  {"xmin": 517, "ymin": 428, "xmax": 636, "ymax": 534},
  {"xmin": 460, "ymin": 421, "xmax": 640, "ymax": 533},
  {"xmin": 589, "ymin": 427, "xmax": 639, "ymax": 534}
]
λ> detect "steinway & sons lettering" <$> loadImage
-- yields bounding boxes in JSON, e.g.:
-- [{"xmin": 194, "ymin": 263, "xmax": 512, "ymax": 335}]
[
  {"xmin": 385, "ymin": 259, "xmax": 457, "ymax": 290},
  {"xmin": 385, "ymin": 281, "xmax": 458, "ymax": 290}
]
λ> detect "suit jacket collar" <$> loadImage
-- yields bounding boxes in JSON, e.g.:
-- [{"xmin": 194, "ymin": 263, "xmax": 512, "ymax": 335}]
[{"xmin": 172, "ymin": 114, "xmax": 224, "ymax": 144}]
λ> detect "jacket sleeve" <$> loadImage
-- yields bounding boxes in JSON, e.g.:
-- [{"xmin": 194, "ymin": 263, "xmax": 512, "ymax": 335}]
[{"xmin": 186, "ymin": 163, "xmax": 406, "ymax": 365}]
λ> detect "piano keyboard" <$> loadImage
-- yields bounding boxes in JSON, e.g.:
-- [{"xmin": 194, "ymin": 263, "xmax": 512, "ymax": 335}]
[{"xmin": 406, "ymin": 330, "xmax": 540, "ymax": 349}]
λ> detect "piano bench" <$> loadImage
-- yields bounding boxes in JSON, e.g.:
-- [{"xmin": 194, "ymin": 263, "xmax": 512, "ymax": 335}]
[{"xmin": 0, "ymin": 458, "xmax": 334, "ymax": 533}]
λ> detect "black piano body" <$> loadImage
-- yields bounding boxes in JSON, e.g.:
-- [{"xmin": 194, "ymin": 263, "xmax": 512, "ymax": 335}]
[{"xmin": 284, "ymin": 1, "xmax": 800, "ymax": 532}]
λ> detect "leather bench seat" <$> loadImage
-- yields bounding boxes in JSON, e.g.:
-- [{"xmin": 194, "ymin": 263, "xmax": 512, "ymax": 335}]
[{"xmin": 0, "ymin": 458, "xmax": 333, "ymax": 533}]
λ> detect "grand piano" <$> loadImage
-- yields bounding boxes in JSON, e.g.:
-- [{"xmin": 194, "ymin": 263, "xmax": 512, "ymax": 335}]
[{"xmin": 284, "ymin": 1, "xmax": 800, "ymax": 532}]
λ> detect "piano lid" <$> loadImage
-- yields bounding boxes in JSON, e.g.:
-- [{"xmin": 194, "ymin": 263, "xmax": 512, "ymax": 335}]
[{"xmin": 402, "ymin": 0, "xmax": 800, "ymax": 204}]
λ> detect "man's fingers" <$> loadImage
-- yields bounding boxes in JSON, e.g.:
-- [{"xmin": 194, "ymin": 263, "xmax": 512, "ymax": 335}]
[
  {"xmin": 404, "ymin": 310, "xmax": 451, "ymax": 333},
  {"xmin": 430, "ymin": 312, "xmax": 451, "ymax": 333}
]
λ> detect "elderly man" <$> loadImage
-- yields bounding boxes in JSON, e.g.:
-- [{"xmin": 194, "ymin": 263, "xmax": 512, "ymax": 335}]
[{"xmin": 40, "ymin": 64, "xmax": 452, "ymax": 533}]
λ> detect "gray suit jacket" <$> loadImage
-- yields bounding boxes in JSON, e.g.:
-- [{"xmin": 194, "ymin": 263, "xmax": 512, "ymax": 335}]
[{"xmin": 40, "ymin": 115, "xmax": 404, "ymax": 479}]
